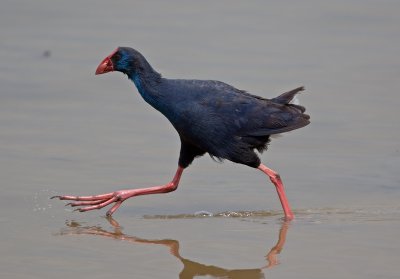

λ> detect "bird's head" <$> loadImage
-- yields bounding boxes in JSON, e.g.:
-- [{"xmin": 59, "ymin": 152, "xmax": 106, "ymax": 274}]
[{"xmin": 95, "ymin": 47, "xmax": 143, "ymax": 76}]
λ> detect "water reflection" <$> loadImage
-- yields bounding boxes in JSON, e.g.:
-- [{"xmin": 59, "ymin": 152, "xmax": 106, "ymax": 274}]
[{"xmin": 58, "ymin": 217, "xmax": 290, "ymax": 279}]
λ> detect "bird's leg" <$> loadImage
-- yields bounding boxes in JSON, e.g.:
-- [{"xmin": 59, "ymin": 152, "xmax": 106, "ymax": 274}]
[
  {"xmin": 52, "ymin": 166, "xmax": 184, "ymax": 216},
  {"xmin": 258, "ymin": 164, "xmax": 294, "ymax": 220}
]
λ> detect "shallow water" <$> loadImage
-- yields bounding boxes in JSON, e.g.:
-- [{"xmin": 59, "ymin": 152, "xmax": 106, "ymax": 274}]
[{"xmin": 1, "ymin": 1, "xmax": 400, "ymax": 278}]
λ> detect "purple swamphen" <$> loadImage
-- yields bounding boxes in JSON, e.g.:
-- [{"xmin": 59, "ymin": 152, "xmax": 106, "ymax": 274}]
[{"xmin": 52, "ymin": 47, "xmax": 310, "ymax": 219}]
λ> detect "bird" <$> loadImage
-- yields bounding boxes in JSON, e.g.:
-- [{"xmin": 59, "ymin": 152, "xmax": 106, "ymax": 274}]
[{"xmin": 52, "ymin": 47, "xmax": 310, "ymax": 220}]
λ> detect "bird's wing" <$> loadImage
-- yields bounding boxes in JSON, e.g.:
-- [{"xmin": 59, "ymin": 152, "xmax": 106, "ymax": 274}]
[{"xmin": 189, "ymin": 81, "xmax": 310, "ymax": 137}]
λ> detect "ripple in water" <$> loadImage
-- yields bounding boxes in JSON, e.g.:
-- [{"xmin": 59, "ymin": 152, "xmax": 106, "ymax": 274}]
[
  {"xmin": 142, "ymin": 206, "xmax": 400, "ymax": 222},
  {"xmin": 143, "ymin": 210, "xmax": 282, "ymax": 219}
]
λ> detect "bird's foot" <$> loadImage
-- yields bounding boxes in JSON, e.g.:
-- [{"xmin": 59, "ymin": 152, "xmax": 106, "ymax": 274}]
[
  {"xmin": 283, "ymin": 214, "xmax": 294, "ymax": 221},
  {"xmin": 52, "ymin": 167, "xmax": 184, "ymax": 216},
  {"xmin": 51, "ymin": 190, "xmax": 135, "ymax": 216}
]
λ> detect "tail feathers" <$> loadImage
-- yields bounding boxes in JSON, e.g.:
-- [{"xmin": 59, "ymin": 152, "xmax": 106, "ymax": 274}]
[{"xmin": 271, "ymin": 86, "xmax": 304, "ymax": 105}]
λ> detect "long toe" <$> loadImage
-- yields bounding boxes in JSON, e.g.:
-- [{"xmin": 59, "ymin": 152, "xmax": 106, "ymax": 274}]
[
  {"xmin": 52, "ymin": 192, "xmax": 115, "ymax": 201},
  {"xmin": 66, "ymin": 200, "xmax": 106, "ymax": 207},
  {"xmin": 76, "ymin": 197, "xmax": 118, "ymax": 212}
]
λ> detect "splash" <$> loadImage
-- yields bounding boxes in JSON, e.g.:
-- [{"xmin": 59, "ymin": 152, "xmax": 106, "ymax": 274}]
[{"xmin": 33, "ymin": 189, "xmax": 57, "ymax": 212}]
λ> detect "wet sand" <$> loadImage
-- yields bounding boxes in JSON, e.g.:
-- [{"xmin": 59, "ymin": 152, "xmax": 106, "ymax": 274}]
[{"xmin": 1, "ymin": 1, "xmax": 400, "ymax": 278}]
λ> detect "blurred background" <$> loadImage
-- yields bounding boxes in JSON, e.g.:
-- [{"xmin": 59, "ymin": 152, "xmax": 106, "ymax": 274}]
[{"xmin": 1, "ymin": 1, "xmax": 399, "ymax": 278}]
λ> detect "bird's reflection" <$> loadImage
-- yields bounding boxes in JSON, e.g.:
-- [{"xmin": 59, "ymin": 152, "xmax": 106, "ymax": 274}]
[{"xmin": 59, "ymin": 217, "xmax": 290, "ymax": 279}]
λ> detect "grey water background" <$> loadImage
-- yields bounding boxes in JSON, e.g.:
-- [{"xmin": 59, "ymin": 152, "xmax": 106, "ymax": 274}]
[{"xmin": 1, "ymin": 0, "xmax": 400, "ymax": 278}]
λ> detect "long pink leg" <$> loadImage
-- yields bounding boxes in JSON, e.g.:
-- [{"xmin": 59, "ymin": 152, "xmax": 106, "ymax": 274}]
[
  {"xmin": 52, "ymin": 166, "xmax": 184, "ymax": 216},
  {"xmin": 258, "ymin": 164, "xmax": 294, "ymax": 220}
]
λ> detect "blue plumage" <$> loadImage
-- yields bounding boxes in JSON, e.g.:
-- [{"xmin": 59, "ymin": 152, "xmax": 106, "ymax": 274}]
[{"xmin": 112, "ymin": 47, "xmax": 310, "ymax": 168}]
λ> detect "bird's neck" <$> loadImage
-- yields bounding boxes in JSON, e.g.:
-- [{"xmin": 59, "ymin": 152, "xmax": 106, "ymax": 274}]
[{"xmin": 125, "ymin": 53, "xmax": 163, "ymax": 106}]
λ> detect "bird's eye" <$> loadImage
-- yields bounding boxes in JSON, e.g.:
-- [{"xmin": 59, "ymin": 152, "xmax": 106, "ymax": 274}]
[{"xmin": 113, "ymin": 53, "xmax": 121, "ymax": 61}]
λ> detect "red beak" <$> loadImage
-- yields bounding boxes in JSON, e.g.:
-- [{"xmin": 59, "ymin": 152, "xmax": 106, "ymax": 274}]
[{"xmin": 95, "ymin": 48, "xmax": 118, "ymax": 75}]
